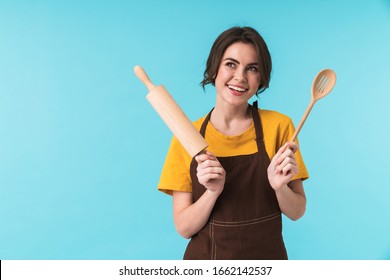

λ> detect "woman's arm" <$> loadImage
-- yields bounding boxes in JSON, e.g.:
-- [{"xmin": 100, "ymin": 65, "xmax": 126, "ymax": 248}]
[
  {"xmin": 274, "ymin": 179, "xmax": 306, "ymax": 221},
  {"xmin": 268, "ymin": 142, "xmax": 306, "ymax": 221},
  {"xmin": 173, "ymin": 151, "xmax": 225, "ymax": 239},
  {"xmin": 173, "ymin": 190, "xmax": 220, "ymax": 239}
]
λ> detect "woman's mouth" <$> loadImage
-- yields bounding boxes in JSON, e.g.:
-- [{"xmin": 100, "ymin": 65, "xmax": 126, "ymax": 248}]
[{"xmin": 227, "ymin": 84, "xmax": 248, "ymax": 96}]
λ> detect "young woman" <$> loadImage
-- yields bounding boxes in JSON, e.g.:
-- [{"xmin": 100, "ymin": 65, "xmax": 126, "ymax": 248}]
[{"xmin": 158, "ymin": 26, "xmax": 309, "ymax": 260}]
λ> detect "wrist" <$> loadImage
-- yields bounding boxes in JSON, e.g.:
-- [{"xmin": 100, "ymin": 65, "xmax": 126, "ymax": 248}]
[
  {"xmin": 205, "ymin": 188, "xmax": 222, "ymax": 199},
  {"xmin": 274, "ymin": 183, "xmax": 289, "ymax": 194}
]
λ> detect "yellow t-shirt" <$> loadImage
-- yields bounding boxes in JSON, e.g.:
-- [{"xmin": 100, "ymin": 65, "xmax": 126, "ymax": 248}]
[{"xmin": 158, "ymin": 108, "xmax": 309, "ymax": 195}]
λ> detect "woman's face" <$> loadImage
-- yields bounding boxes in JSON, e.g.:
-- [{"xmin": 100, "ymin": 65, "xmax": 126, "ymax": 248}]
[{"xmin": 214, "ymin": 42, "xmax": 261, "ymax": 107}]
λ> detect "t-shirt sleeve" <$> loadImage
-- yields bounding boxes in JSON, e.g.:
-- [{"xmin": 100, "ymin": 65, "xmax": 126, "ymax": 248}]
[{"xmin": 157, "ymin": 136, "xmax": 192, "ymax": 195}]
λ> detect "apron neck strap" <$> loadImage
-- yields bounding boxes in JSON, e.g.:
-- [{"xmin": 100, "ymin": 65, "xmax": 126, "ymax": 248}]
[
  {"xmin": 200, "ymin": 108, "xmax": 213, "ymax": 137},
  {"xmin": 199, "ymin": 102, "xmax": 264, "ymax": 146},
  {"xmin": 251, "ymin": 101, "xmax": 264, "ymax": 144}
]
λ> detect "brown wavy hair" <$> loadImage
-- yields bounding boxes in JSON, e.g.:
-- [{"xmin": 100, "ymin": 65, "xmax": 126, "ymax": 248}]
[{"xmin": 201, "ymin": 26, "xmax": 272, "ymax": 95}]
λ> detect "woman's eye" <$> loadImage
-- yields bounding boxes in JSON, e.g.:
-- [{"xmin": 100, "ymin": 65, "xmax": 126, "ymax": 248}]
[
  {"xmin": 248, "ymin": 66, "xmax": 258, "ymax": 72},
  {"xmin": 226, "ymin": 62, "xmax": 235, "ymax": 68}
]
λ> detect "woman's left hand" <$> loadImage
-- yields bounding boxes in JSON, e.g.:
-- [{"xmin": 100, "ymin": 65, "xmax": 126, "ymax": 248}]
[{"xmin": 267, "ymin": 142, "xmax": 299, "ymax": 191}]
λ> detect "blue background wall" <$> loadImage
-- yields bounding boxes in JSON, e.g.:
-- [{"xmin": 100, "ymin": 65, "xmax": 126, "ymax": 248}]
[{"xmin": 1, "ymin": 0, "xmax": 389, "ymax": 259}]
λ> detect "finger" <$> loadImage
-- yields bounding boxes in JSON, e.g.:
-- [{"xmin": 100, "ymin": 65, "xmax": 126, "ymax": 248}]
[
  {"xmin": 281, "ymin": 163, "xmax": 297, "ymax": 177},
  {"xmin": 195, "ymin": 150, "xmax": 218, "ymax": 163},
  {"xmin": 275, "ymin": 165, "xmax": 293, "ymax": 178},
  {"xmin": 276, "ymin": 147, "xmax": 295, "ymax": 166},
  {"xmin": 205, "ymin": 150, "xmax": 217, "ymax": 158},
  {"xmin": 203, "ymin": 173, "xmax": 224, "ymax": 181},
  {"xmin": 279, "ymin": 162, "xmax": 298, "ymax": 176},
  {"xmin": 274, "ymin": 141, "xmax": 299, "ymax": 164},
  {"xmin": 197, "ymin": 159, "xmax": 223, "ymax": 172},
  {"xmin": 197, "ymin": 166, "xmax": 224, "ymax": 177},
  {"xmin": 276, "ymin": 143, "xmax": 289, "ymax": 157},
  {"xmin": 275, "ymin": 156, "xmax": 297, "ymax": 174},
  {"xmin": 195, "ymin": 153, "xmax": 215, "ymax": 164},
  {"xmin": 286, "ymin": 141, "xmax": 299, "ymax": 154},
  {"xmin": 272, "ymin": 143, "xmax": 289, "ymax": 165},
  {"xmin": 198, "ymin": 173, "xmax": 224, "ymax": 185},
  {"xmin": 276, "ymin": 150, "xmax": 291, "ymax": 165}
]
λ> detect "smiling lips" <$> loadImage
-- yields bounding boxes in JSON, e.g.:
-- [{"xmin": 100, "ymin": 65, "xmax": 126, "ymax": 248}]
[{"xmin": 227, "ymin": 84, "xmax": 248, "ymax": 96}]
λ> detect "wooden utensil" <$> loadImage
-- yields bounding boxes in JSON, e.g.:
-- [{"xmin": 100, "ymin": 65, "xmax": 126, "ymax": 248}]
[
  {"xmin": 290, "ymin": 69, "xmax": 337, "ymax": 142},
  {"xmin": 134, "ymin": 65, "xmax": 208, "ymax": 157}
]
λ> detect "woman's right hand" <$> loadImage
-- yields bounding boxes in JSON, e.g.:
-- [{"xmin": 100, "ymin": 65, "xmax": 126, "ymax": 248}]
[{"xmin": 195, "ymin": 150, "xmax": 225, "ymax": 195}]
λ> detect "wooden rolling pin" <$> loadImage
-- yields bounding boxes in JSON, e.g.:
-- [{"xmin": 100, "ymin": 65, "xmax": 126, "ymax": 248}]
[{"xmin": 134, "ymin": 65, "xmax": 208, "ymax": 158}]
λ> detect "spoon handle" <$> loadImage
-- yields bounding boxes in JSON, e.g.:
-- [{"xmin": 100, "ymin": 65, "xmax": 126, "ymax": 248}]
[{"xmin": 290, "ymin": 99, "xmax": 315, "ymax": 142}]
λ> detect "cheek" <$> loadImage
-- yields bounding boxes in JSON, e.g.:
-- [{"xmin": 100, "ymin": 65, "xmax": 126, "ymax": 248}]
[
  {"xmin": 253, "ymin": 75, "xmax": 261, "ymax": 88},
  {"xmin": 215, "ymin": 70, "xmax": 229, "ymax": 87}
]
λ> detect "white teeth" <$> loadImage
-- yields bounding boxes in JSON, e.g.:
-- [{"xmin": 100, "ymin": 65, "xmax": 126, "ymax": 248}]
[{"xmin": 228, "ymin": 85, "xmax": 246, "ymax": 92}]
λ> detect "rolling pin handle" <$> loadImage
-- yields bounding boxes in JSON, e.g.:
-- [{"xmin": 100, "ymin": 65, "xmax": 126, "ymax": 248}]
[{"xmin": 133, "ymin": 65, "xmax": 156, "ymax": 91}]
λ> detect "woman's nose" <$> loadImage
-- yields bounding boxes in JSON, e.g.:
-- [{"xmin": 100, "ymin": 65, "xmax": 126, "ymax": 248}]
[{"xmin": 234, "ymin": 68, "xmax": 246, "ymax": 81}]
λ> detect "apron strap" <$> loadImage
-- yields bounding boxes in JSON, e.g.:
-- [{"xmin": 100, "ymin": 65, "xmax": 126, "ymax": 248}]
[
  {"xmin": 199, "ymin": 102, "xmax": 265, "ymax": 149},
  {"xmin": 199, "ymin": 108, "xmax": 213, "ymax": 137},
  {"xmin": 251, "ymin": 101, "xmax": 265, "ymax": 147}
]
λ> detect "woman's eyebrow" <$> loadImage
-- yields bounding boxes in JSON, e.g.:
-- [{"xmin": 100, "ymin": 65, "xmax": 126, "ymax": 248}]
[
  {"xmin": 223, "ymin": 57, "xmax": 240, "ymax": 64},
  {"xmin": 223, "ymin": 57, "xmax": 259, "ymax": 66}
]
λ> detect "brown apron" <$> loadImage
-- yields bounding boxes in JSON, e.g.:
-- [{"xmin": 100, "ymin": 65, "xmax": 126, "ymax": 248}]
[{"xmin": 183, "ymin": 103, "xmax": 288, "ymax": 260}]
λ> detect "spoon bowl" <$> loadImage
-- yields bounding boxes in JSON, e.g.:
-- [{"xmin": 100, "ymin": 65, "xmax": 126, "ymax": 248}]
[
  {"xmin": 290, "ymin": 69, "xmax": 336, "ymax": 142},
  {"xmin": 312, "ymin": 69, "xmax": 337, "ymax": 101}
]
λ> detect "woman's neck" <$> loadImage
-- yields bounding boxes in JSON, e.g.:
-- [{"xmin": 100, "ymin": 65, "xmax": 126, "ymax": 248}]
[{"xmin": 210, "ymin": 102, "xmax": 253, "ymax": 136}]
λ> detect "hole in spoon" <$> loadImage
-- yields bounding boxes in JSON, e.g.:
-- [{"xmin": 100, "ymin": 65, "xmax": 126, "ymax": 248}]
[{"xmin": 316, "ymin": 75, "xmax": 330, "ymax": 93}]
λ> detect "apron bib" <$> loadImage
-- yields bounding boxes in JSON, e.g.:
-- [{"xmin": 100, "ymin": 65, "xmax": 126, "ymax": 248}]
[{"xmin": 184, "ymin": 103, "xmax": 287, "ymax": 260}]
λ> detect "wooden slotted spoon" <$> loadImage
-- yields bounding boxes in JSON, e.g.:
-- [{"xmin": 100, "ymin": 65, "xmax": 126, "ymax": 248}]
[{"xmin": 290, "ymin": 69, "xmax": 337, "ymax": 142}]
